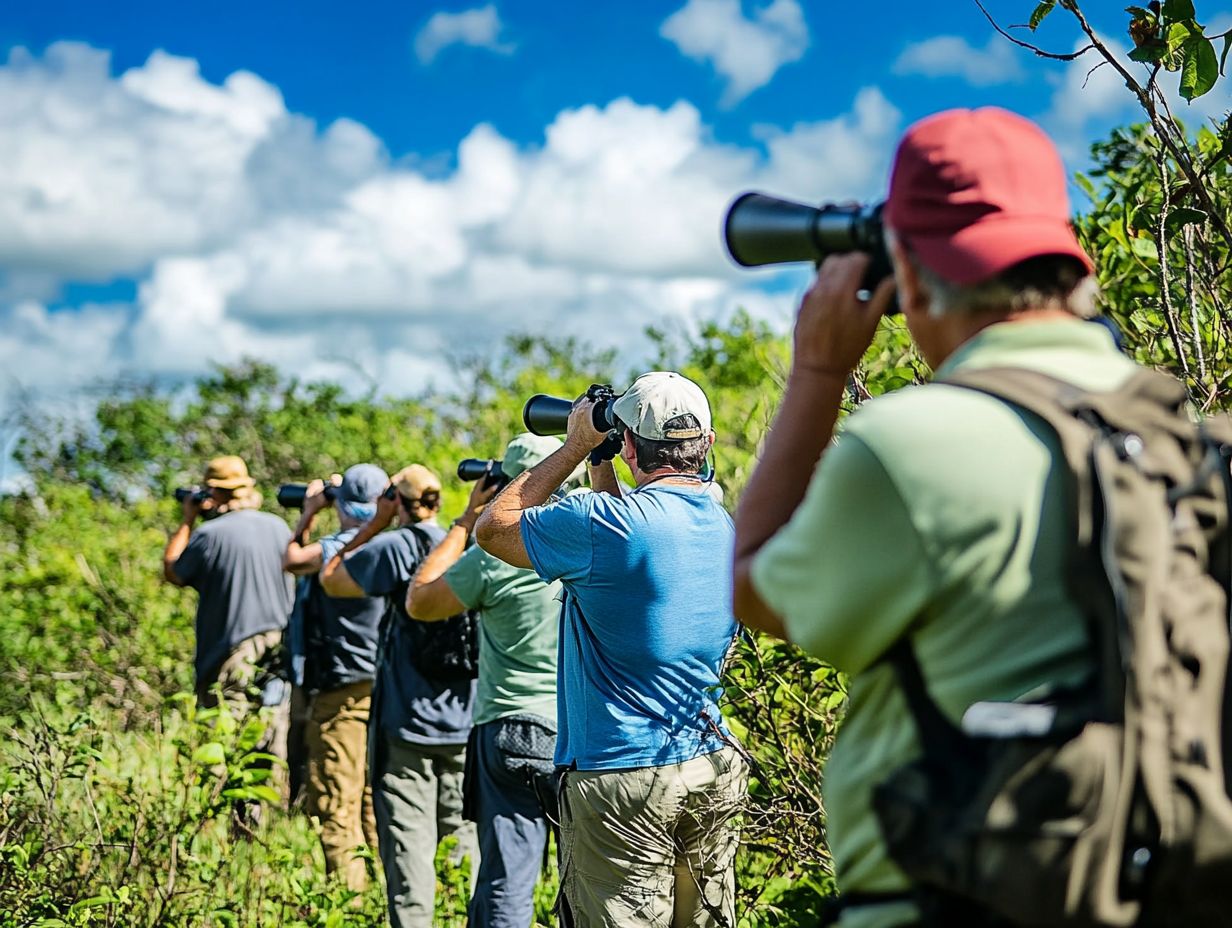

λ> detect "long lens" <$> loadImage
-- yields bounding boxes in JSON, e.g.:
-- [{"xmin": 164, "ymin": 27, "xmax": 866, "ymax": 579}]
[
  {"xmin": 723, "ymin": 192, "xmax": 888, "ymax": 270},
  {"xmin": 523, "ymin": 395, "xmax": 575, "ymax": 436},
  {"xmin": 458, "ymin": 459, "xmax": 501, "ymax": 482},
  {"xmin": 277, "ymin": 484, "xmax": 309, "ymax": 509}
]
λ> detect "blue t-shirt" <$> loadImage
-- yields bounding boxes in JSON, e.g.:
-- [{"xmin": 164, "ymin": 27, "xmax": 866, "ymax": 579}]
[
  {"xmin": 345, "ymin": 523, "xmax": 476, "ymax": 745},
  {"xmin": 520, "ymin": 482, "xmax": 737, "ymax": 770}
]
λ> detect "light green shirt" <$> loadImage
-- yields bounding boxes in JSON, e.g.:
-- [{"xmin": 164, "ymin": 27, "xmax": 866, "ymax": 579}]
[
  {"xmin": 751, "ymin": 319, "xmax": 1139, "ymax": 928},
  {"xmin": 444, "ymin": 544, "xmax": 560, "ymax": 726}
]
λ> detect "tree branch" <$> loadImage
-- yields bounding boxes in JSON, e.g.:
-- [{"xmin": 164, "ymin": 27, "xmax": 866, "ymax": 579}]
[{"xmin": 973, "ymin": 0, "xmax": 1093, "ymax": 60}]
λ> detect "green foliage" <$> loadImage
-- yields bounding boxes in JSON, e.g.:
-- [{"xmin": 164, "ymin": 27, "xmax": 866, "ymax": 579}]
[{"xmin": 1076, "ymin": 122, "xmax": 1232, "ymax": 405}]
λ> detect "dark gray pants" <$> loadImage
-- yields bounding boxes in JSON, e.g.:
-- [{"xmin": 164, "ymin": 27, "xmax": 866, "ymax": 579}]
[
  {"xmin": 466, "ymin": 715, "xmax": 557, "ymax": 928},
  {"xmin": 372, "ymin": 734, "xmax": 477, "ymax": 928}
]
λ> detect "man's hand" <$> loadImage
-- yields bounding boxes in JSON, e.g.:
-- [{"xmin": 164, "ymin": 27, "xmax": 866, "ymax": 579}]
[
  {"xmin": 458, "ymin": 479, "xmax": 500, "ymax": 529},
  {"xmin": 372, "ymin": 486, "xmax": 402, "ymax": 528},
  {"xmin": 180, "ymin": 494, "xmax": 205, "ymax": 525},
  {"xmin": 792, "ymin": 254, "xmax": 897, "ymax": 377},
  {"xmin": 564, "ymin": 397, "xmax": 609, "ymax": 455},
  {"xmin": 303, "ymin": 476, "xmax": 340, "ymax": 516}
]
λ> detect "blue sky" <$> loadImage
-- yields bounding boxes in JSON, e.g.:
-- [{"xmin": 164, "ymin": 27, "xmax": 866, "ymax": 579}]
[{"xmin": 0, "ymin": 0, "xmax": 1228, "ymax": 414}]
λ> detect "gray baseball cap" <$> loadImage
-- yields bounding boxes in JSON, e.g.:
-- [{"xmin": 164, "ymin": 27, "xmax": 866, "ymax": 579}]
[
  {"xmin": 337, "ymin": 463, "xmax": 388, "ymax": 519},
  {"xmin": 612, "ymin": 371, "xmax": 712, "ymax": 441}
]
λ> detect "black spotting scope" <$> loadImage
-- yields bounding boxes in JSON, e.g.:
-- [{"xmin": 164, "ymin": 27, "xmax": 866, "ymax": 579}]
[
  {"xmin": 457, "ymin": 458, "xmax": 508, "ymax": 490},
  {"xmin": 277, "ymin": 482, "xmax": 337, "ymax": 509}
]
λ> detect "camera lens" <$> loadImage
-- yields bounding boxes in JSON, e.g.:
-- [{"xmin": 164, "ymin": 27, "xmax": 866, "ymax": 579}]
[{"xmin": 277, "ymin": 484, "xmax": 309, "ymax": 509}]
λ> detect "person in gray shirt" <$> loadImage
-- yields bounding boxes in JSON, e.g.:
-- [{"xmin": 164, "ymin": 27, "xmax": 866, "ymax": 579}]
[
  {"xmin": 163, "ymin": 455, "xmax": 293, "ymax": 780},
  {"xmin": 282, "ymin": 463, "xmax": 388, "ymax": 890},
  {"xmin": 321, "ymin": 463, "xmax": 478, "ymax": 928}
]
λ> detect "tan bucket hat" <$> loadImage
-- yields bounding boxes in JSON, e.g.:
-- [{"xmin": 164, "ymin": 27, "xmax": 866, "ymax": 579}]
[{"xmin": 203, "ymin": 455, "xmax": 256, "ymax": 490}]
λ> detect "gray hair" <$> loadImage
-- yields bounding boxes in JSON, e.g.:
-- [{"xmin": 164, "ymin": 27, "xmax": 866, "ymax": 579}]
[{"xmin": 887, "ymin": 229, "xmax": 1099, "ymax": 319}]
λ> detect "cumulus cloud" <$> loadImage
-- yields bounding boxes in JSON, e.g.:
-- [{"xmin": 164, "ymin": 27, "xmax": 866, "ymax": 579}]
[
  {"xmin": 414, "ymin": 5, "xmax": 515, "ymax": 65},
  {"xmin": 0, "ymin": 43, "xmax": 383, "ymax": 281},
  {"xmin": 892, "ymin": 35, "xmax": 1025, "ymax": 86},
  {"xmin": 0, "ymin": 42, "xmax": 902, "ymax": 403},
  {"xmin": 660, "ymin": 0, "xmax": 809, "ymax": 107}
]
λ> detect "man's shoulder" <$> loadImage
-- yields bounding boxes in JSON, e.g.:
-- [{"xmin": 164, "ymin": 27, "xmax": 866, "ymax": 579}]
[{"xmin": 845, "ymin": 379, "xmax": 1051, "ymax": 454}]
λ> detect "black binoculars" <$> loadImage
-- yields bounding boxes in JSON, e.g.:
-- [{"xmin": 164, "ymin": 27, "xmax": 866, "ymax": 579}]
[
  {"xmin": 277, "ymin": 483, "xmax": 337, "ymax": 509},
  {"xmin": 457, "ymin": 458, "xmax": 508, "ymax": 490},
  {"xmin": 174, "ymin": 487, "xmax": 211, "ymax": 504}
]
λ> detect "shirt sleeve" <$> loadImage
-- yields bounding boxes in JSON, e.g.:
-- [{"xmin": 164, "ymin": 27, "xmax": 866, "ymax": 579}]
[
  {"xmin": 318, "ymin": 530, "xmax": 352, "ymax": 564},
  {"xmin": 520, "ymin": 492, "xmax": 595, "ymax": 583},
  {"xmin": 750, "ymin": 434, "xmax": 935, "ymax": 675},
  {"xmin": 443, "ymin": 545, "xmax": 489, "ymax": 610},
  {"xmin": 172, "ymin": 530, "xmax": 211, "ymax": 589},
  {"xmin": 344, "ymin": 532, "xmax": 412, "ymax": 597}
]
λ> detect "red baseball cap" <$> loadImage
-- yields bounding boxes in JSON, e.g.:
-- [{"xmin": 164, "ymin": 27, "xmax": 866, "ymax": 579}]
[{"xmin": 884, "ymin": 107, "xmax": 1093, "ymax": 286}]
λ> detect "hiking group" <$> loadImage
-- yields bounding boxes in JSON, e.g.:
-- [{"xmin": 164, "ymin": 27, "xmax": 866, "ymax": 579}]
[{"xmin": 163, "ymin": 107, "xmax": 1232, "ymax": 928}]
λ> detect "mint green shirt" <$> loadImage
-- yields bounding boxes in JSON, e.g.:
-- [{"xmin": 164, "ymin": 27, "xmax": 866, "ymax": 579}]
[
  {"xmin": 444, "ymin": 544, "xmax": 560, "ymax": 727},
  {"xmin": 751, "ymin": 319, "xmax": 1139, "ymax": 928}
]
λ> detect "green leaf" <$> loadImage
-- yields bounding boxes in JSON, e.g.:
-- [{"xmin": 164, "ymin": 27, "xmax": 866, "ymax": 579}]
[
  {"xmin": 1131, "ymin": 236, "xmax": 1159, "ymax": 258},
  {"xmin": 1220, "ymin": 32, "xmax": 1231, "ymax": 76},
  {"xmin": 1129, "ymin": 43, "xmax": 1167, "ymax": 63},
  {"xmin": 1028, "ymin": 0, "xmax": 1056, "ymax": 30},
  {"xmin": 191, "ymin": 741, "xmax": 226, "ymax": 766},
  {"xmin": 69, "ymin": 895, "xmax": 112, "ymax": 913},
  {"xmin": 1180, "ymin": 36, "xmax": 1219, "ymax": 99},
  {"xmin": 1162, "ymin": 0, "xmax": 1196, "ymax": 21},
  {"xmin": 1074, "ymin": 172, "xmax": 1099, "ymax": 200},
  {"xmin": 1166, "ymin": 206, "xmax": 1208, "ymax": 230}
]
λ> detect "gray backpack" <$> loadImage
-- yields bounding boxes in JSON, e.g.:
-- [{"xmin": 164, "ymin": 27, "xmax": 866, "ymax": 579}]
[{"xmin": 869, "ymin": 366, "xmax": 1232, "ymax": 926}]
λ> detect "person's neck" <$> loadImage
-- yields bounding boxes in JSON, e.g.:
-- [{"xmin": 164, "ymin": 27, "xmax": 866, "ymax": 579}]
[
  {"xmin": 632, "ymin": 468, "xmax": 701, "ymax": 489},
  {"xmin": 932, "ymin": 307, "xmax": 1077, "ymax": 369}
]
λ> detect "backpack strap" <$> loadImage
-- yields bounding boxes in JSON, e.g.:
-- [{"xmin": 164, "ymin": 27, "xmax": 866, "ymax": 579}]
[{"xmin": 937, "ymin": 366, "xmax": 1133, "ymax": 721}]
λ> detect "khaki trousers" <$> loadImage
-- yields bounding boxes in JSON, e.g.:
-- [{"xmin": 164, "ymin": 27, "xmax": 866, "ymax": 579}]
[
  {"xmin": 560, "ymin": 746, "xmax": 747, "ymax": 928},
  {"xmin": 195, "ymin": 630, "xmax": 290, "ymax": 767},
  {"xmin": 195, "ymin": 629, "xmax": 291, "ymax": 813},
  {"xmin": 305, "ymin": 680, "xmax": 379, "ymax": 890}
]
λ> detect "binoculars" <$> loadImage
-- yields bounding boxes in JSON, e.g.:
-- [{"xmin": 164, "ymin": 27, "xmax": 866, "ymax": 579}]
[{"xmin": 174, "ymin": 487, "xmax": 211, "ymax": 504}]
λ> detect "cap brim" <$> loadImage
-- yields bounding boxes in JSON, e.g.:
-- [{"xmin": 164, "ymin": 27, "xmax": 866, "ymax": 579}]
[
  {"xmin": 205, "ymin": 477, "xmax": 255, "ymax": 489},
  {"xmin": 907, "ymin": 217, "xmax": 1093, "ymax": 286}
]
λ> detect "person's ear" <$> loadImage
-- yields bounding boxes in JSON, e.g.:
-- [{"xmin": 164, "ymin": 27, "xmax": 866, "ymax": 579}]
[
  {"xmin": 888, "ymin": 234, "xmax": 928, "ymax": 319},
  {"xmin": 707, "ymin": 431, "xmax": 716, "ymax": 449}
]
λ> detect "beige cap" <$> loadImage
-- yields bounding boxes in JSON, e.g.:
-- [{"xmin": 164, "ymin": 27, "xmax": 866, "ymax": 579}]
[
  {"xmin": 392, "ymin": 464, "xmax": 441, "ymax": 500},
  {"xmin": 612, "ymin": 371, "xmax": 711, "ymax": 441},
  {"xmin": 203, "ymin": 455, "xmax": 256, "ymax": 489}
]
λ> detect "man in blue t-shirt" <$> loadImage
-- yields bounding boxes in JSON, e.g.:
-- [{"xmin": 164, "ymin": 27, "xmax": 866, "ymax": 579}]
[
  {"xmin": 321, "ymin": 464, "xmax": 477, "ymax": 928},
  {"xmin": 476, "ymin": 371, "xmax": 747, "ymax": 928}
]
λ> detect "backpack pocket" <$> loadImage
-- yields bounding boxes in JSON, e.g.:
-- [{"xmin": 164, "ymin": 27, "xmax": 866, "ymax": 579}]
[{"xmin": 872, "ymin": 721, "xmax": 1130, "ymax": 926}]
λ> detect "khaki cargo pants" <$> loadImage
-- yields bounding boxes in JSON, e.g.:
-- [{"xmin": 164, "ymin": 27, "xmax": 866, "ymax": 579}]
[
  {"xmin": 305, "ymin": 680, "xmax": 379, "ymax": 890},
  {"xmin": 559, "ymin": 745, "xmax": 748, "ymax": 928},
  {"xmin": 195, "ymin": 629, "xmax": 291, "ymax": 810}
]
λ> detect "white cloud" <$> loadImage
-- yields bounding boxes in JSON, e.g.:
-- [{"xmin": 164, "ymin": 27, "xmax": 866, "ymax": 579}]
[
  {"xmin": 893, "ymin": 35, "xmax": 1025, "ymax": 86},
  {"xmin": 0, "ymin": 43, "xmax": 901, "ymax": 404},
  {"xmin": 661, "ymin": 0, "xmax": 809, "ymax": 107},
  {"xmin": 0, "ymin": 43, "xmax": 383, "ymax": 281},
  {"xmin": 414, "ymin": 5, "xmax": 514, "ymax": 66}
]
